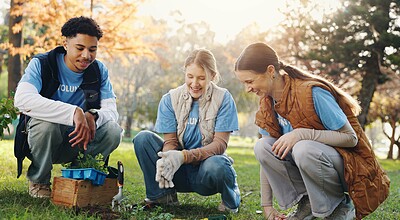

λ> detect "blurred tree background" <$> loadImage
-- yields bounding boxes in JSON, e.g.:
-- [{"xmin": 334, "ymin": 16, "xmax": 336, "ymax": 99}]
[{"xmin": 0, "ymin": 0, "xmax": 399, "ymax": 159}]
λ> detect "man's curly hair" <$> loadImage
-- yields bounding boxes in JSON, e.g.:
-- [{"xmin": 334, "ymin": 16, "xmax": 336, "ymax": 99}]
[{"xmin": 61, "ymin": 16, "xmax": 103, "ymax": 39}]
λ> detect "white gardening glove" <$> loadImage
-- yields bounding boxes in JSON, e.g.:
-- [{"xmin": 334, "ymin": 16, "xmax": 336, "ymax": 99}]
[
  {"xmin": 156, "ymin": 158, "xmax": 168, "ymax": 188},
  {"xmin": 167, "ymin": 179, "xmax": 175, "ymax": 188},
  {"xmin": 155, "ymin": 157, "xmax": 176, "ymax": 189},
  {"xmin": 159, "ymin": 176, "xmax": 169, "ymax": 189},
  {"xmin": 155, "ymin": 158, "xmax": 165, "ymax": 183},
  {"xmin": 157, "ymin": 150, "xmax": 184, "ymax": 181},
  {"xmin": 163, "ymin": 177, "xmax": 175, "ymax": 188}
]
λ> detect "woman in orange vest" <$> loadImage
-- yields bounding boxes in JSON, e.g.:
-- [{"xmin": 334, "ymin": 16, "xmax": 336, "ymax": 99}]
[{"xmin": 233, "ymin": 42, "xmax": 389, "ymax": 220}]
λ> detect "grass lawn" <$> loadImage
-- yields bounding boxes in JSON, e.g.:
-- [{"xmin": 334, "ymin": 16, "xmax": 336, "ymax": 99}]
[
  {"xmin": 0, "ymin": 137, "xmax": 399, "ymax": 219},
  {"xmin": 0, "ymin": 70, "xmax": 8, "ymax": 98}
]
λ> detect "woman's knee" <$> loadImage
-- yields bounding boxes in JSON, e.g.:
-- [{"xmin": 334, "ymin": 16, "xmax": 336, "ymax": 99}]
[
  {"xmin": 292, "ymin": 140, "xmax": 321, "ymax": 167},
  {"xmin": 133, "ymin": 130, "xmax": 154, "ymax": 142},
  {"xmin": 254, "ymin": 138, "xmax": 274, "ymax": 162},
  {"xmin": 132, "ymin": 130, "xmax": 157, "ymax": 152},
  {"xmin": 292, "ymin": 140, "xmax": 319, "ymax": 155},
  {"xmin": 201, "ymin": 156, "xmax": 232, "ymax": 178}
]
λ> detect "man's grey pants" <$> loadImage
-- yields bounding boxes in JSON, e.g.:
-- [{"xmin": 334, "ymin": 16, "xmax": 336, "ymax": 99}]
[
  {"xmin": 254, "ymin": 137, "xmax": 348, "ymax": 218},
  {"xmin": 26, "ymin": 118, "xmax": 122, "ymax": 184}
]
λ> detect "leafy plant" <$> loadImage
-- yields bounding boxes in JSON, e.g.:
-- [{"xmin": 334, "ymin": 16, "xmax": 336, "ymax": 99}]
[
  {"xmin": 0, "ymin": 96, "xmax": 19, "ymax": 140},
  {"xmin": 62, "ymin": 152, "xmax": 108, "ymax": 174}
]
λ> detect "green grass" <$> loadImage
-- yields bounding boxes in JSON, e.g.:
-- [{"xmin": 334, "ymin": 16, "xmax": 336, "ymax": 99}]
[
  {"xmin": 0, "ymin": 139, "xmax": 399, "ymax": 219},
  {"xmin": 0, "ymin": 70, "xmax": 8, "ymax": 98}
]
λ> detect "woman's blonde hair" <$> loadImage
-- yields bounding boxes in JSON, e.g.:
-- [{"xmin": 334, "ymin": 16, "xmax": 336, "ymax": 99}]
[{"xmin": 184, "ymin": 48, "xmax": 221, "ymax": 84}]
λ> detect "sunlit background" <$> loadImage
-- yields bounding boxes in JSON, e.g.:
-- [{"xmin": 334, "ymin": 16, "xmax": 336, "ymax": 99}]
[
  {"xmin": 0, "ymin": 0, "xmax": 399, "ymax": 159},
  {"xmin": 0, "ymin": 0, "xmax": 344, "ymax": 44},
  {"xmin": 0, "ymin": 2, "xmax": 399, "ymax": 219},
  {"xmin": 138, "ymin": 0, "xmax": 342, "ymax": 43}
]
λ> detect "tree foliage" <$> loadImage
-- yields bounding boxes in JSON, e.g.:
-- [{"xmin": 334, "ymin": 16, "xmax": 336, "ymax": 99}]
[
  {"xmin": 221, "ymin": 23, "xmax": 271, "ymax": 136},
  {"xmin": 2, "ymin": 0, "xmax": 399, "ymax": 144},
  {"xmin": 0, "ymin": 95, "xmax": 18, "ymax": 139},
  {"xmin": 5, "ymin": 0, "xmax": 157, "ymax": 59},
  {"xmin": 369, "ymin": 77, "xmax": 400, "ymax": 159},
  {"xmin": 305, "ymin": 0, "xmax": 400, "ymax": 127},
  {"xmin": 110, "ymin": 17, "xmax": 220, "ymax": 134},
  {"xmin": 2, "ymin": 0, "xmax": 159, "ymax": 95},
  {"xmin": 108, "ymin": 56, "xmax": 166, "ymax": 137}
]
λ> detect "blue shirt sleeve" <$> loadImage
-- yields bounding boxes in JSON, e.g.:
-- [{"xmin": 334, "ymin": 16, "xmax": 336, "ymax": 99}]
[
  {"xmin": 312, "ymin": 87, "xmax": 347, "ymax": 130},
  {"xmin": 215, "ymin": 91, "xmax": 239, "ymax": 132},
  {"xmin": 154, "ymin": 94, "xmax": 177, "ymax": 133},
  {"xmin": 97, "ymin": 60, "xmax": 116, "ymax": 100},
  {"xmin": 259, "ymin": 127, "xmax": 270, "ymax": 136},
  {"xmin": 20, "ymin": 58, "xmax": 43, "ymax": 91}
]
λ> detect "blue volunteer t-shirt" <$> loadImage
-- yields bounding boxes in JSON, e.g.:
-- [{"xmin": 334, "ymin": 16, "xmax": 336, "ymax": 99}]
[
  {"xmin": 155, "ymin": 91, "xmax": 239, "ymax": 149},
  {"xmin": 259, "ymin": 87, "xmax": 347, "ymax": 136},
  {"xmin": 20, "ymin": 53, "xmax": 116, "ymax": 108}
]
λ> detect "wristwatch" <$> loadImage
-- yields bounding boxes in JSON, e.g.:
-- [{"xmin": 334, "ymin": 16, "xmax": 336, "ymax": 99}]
[{"xmin": 87, "ymin": 109, "xmax": 99, "ymax": 121}]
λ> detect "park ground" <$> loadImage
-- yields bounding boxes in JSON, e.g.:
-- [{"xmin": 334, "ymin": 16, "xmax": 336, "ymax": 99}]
[{"xmin": 0, "ymin": 137, "xmax": 399, "ymax": 219}]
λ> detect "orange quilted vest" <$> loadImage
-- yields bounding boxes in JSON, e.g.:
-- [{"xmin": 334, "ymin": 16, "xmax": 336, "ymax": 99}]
[{"xmin": 255, "ymin": 75, "xmax": 390, "ymax": 219}]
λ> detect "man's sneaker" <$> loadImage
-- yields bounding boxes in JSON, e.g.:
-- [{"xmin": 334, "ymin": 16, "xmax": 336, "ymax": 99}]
[
  {"xmin": 144, "ymin": 192, "xmax": 179, "ymax": 206},
  {"xmin": 287, "ymin": 196, "xmax": 315, "ymax": 220},
  {"xmin": 29, "ymin": 181, "xmax": 51, "ymax": 198},
  {"xmin": 218, "ymin": 202, "xmax": 238, "ymax": 214},
  {"xmin": 324, "ymin": 199, "xmax": 355, "ymax": 220}
]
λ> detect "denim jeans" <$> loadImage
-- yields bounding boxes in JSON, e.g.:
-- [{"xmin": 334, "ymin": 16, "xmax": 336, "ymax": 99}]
[
  {"xmin": 133, "ymin": 130, "xmax": 241, "ymax": 209},
  {"xmin": 254, "ymin": 137, "xmax": 347, "ymax": 218},
  {"xmin": 27, "ymin": 118, "xmax": 122, "ymax": 184}
]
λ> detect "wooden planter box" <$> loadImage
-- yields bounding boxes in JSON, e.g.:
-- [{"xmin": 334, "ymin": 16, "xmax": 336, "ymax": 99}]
[{"xmin": 51, "ymin": 176, "xmax": 118, "ymax": 208}]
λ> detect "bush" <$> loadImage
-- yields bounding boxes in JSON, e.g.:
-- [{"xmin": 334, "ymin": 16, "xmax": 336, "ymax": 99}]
[{"xmin": 0, "ymin": 96, "xmax": 18, "ymax": 140}]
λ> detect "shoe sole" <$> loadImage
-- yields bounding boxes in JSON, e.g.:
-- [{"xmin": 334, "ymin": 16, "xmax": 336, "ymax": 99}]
[{"xmin": 29, "ymin": 193, "xmax": 51, "ymax": 198}]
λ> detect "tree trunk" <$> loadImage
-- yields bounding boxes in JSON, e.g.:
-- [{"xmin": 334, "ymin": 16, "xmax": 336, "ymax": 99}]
[
  {"xmin": 393, "ymin": 139, "xmax": 400, "ymax": 160},
  {"xmin": 386, "ymin": 128, "xmax": 396, "ymax": 159},
  {"xmin": 397, "ymin": 143, "xmax": 400, "ymax": 160},
  {"xmin": 0, "ymin": 51, "xmax": 5, "ymax": 74},
  {"xmin": 386, "ymin": 140, "xmax": 394, "ymax": 160},
  {"xmin": 125, "ymin": 114, "xmax": 132, "ymax": 138},
  {"xmin": 385, "ymin": 120, "xmax": 398, "ymax": 160},
  {"xmin": 8, "ymin": 0, "xmax": 23, "ymax": 97},
  {"xmin": 90, "ymin": 0, "xmax": 93, "ymax": 17},
  {"xmin": 357, "ymin": 70, "xmax": 379, "ymax": 129}
]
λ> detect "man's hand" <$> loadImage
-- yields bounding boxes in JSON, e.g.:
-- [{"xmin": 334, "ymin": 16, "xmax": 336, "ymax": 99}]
[
  {"xmin": 157, "ymin": 150, "xmax": 184, "ymax": 181},
  {"xmin": 84, "ymin": 111, "xmax": 97, "ymax": 141},
  {"xmin": 69, "ymin": 107, "xmax": 91, "ymax": 150}
]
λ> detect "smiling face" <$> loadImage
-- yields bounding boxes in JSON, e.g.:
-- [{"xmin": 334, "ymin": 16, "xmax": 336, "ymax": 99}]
[
  {"xmin": 235, "ymin": 69, "xmax": 272, "ymax": 97},
  {"xmin": 185, "ymin": 63, "xmax": 210, "ymax": 100},
  {"xmin": 63, "ymin": 33, "xmax": 98, "ymax": 73}
]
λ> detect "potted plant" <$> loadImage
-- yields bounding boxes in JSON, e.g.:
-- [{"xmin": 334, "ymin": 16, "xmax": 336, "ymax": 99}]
[{"xmin": 62, "ymin": 152, "xmax": 109, "ymax": 185}]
